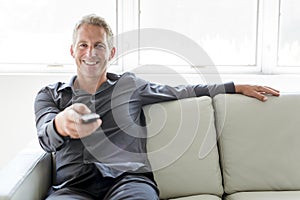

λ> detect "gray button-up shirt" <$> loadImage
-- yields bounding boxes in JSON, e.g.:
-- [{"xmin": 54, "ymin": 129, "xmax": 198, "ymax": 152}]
[{"xmin": 34, "ymin": 72, "xmax": 235, "ymax": 188}]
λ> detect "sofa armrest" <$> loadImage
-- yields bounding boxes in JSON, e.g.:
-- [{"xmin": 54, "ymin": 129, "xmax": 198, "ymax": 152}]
[{"xmin": 0, "ymin": 140, "xmax": 52, "ymax": 200}]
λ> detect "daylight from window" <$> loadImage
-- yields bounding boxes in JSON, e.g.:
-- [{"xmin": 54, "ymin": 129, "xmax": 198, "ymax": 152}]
[
  {"xmin": 278, "ymin": 0, "xmax": 300, "ymax": 66},
  {"xmin": 139, "ymin": 0, "xmax": 257, "ymax": 67},
  {"xmin": 0, "ymin": 0, "xmax": 299, "ymax": 73},
  {"xmin": 0, "ymin": 0, "xmax": 115, "ymax": 65}
]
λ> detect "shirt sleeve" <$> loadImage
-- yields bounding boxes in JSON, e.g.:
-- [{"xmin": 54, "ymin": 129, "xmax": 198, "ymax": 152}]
[
  {"xmin": 34, "ymin": 86, "xmax": 69, "ymax": 152},
  {"xmin": 127, "ymin": 73, "xmax": 236, "ymax": 106}
]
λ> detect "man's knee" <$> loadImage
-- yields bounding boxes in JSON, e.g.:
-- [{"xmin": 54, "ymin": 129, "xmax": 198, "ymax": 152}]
[
  {"xmin": 105, "ymin": 176, "xmax": 159, "ymax": 200},
  {"xmin": 45, "ymin": 188, "xmax": 95, "ymax": 200}
]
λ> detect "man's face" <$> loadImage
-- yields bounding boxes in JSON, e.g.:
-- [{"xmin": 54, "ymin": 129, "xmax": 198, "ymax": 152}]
[{"xmin": 71, "ymin": 24, "xmax": 115, "ymax": 79}]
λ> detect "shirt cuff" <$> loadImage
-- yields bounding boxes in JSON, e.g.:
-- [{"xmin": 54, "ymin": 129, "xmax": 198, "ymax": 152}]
[
  {"xmin": 46, "ymin": 119, "xmax": 69, "ymax": 150},
  {"xmin": 224, "ymin": 82, "xmax": 236, "ymax": 94}
]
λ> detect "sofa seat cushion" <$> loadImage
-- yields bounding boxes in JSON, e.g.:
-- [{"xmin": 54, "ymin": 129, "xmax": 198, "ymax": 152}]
[
  {"xmin": 144, "ymin": 97, "xmax": 223, "ymax": 199},
  {"xmin": 169, "ymin": 194, "xmax": 222, "ymax": 200},
  {"xmin": 225, "ymin": 191, "xmax": 300, "ymax": 200},
  {"xmin": 170, "ymin": 194, "xmax": 221, "ymax": 200}
]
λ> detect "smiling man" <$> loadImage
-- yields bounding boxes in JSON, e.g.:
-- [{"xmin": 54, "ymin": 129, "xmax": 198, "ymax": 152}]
[
  {"xmin": 71, "ymin": 22, "xmax": 115, "ymax": 94},
  {"xmin": 34, "ymin": 14, "xmax": 279, "ymax": 200}
]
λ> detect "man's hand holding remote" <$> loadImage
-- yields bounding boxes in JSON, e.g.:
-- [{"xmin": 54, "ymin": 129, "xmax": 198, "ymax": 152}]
[{"xmin": 54, "ymin": 103, "xmax": 102, "ymax": 139}]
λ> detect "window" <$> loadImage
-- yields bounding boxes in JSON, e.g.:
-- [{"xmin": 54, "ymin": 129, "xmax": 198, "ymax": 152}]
[
  {"xmin": 0, "ymin": 0, "xmax": 299, "ymax": 74},
  {"xmin": 278, "ymin": 0, "xmax": 300, "ymax": 67},
  {"xmin": 139, "ymin": 0, "xmax": 258, "ymax": 67},
  {"xmin": 0, "ymin": 0, "xmax": 116, "ymax": 72},
  {"xmin": 119, "ymin": 0, "xmax": 300, "ymax": 74}
]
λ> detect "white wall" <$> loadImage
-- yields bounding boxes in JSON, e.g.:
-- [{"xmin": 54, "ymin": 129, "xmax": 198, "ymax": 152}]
[
  {"xmin": 0, "ymin": 73, "xmax": 71, "ymax": 170},
  {"xmin": 1, "ymin": 72, "xmax": 300, "ymax": 170}
]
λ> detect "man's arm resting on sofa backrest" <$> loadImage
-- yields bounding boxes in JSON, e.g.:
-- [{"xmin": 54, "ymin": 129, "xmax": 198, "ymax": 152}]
[{"xmin": 0, "ymin": 140, "xmax": 52, "ymax": 200}]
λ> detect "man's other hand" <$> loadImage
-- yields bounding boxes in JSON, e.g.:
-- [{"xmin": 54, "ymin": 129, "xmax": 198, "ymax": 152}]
[{"xmin": 235, "ymin": 85, "xmax": 280, "ymax": 102}]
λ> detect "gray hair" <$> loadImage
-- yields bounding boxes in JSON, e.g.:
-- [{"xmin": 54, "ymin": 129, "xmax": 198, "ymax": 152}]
[{"xmin": 72, "ymin": 14, "xmax": 114, "ymax": 49}]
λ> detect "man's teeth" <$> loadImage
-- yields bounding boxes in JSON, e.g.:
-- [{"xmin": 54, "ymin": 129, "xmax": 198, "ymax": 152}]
[{"xmin": 84, "ymin": 61, "xmax": 98, "ymax": 65}]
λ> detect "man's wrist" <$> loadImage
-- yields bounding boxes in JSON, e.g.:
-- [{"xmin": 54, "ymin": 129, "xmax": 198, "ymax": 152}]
[
  {"xmin": 54, "ymin": 114, "xmax": 68, "ymax": 137},
  {"xmin": 234, "ymin": 84, "xmax": 243, "ymax": 94},
  {"xmin": 46, "ymin": 119, "xmax": 69, "ymax": 150}
]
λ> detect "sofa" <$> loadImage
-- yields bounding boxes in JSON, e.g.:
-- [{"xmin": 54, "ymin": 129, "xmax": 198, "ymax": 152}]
[{"xmin": 1, "ymin": 93, "xmax": 300, "ymax": 200}]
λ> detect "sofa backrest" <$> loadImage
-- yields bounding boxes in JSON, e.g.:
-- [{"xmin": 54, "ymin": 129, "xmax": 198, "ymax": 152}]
[
  {"xmin": 144, "ymin": 96, "xmax": 223, "ymax": 199},
  {"xmin": 214, "ymin": 94, "xmax": 300, "ymax": 194}
]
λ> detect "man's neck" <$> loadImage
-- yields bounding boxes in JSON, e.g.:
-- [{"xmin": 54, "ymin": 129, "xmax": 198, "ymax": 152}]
[{"xmin": 75, "ymin": 74, "xmax": 107, "ymax": 94}]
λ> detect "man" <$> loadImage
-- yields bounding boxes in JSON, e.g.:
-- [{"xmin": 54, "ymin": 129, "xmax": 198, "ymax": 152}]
[{"xmin": 34, "ymin": 14, "xmax": 280, "ymax": 200}]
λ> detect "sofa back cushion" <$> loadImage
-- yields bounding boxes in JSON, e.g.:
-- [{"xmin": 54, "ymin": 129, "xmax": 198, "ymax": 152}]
[
  {"xmin": 214, "ymin": 94, "xmax": 300, "ymax": 194},
  {"xmin": 144, "ymin": 97, "xmax": 223, "ymax": 199}
]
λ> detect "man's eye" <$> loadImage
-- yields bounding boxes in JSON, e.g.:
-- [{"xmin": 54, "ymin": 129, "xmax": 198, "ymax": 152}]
[
  {"xmin": 79, "ymin": 44, "xmax": 88, "ymax": 48},
  {"xmin": 96, "ymin": 44, "xmax": 105, "ymax": 49}
]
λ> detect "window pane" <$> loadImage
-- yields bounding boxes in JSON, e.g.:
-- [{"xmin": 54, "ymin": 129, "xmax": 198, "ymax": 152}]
[
  {"xmin": 278, "ymin": 0, "xmax": 300, "ymax": 66},
  {"xmin": 139, "ymin": 0, "xmax": 258, "ymax": 66},
  {"xmin": 0, "ymin": 0, "xmax": 116, "ymax": 65}
]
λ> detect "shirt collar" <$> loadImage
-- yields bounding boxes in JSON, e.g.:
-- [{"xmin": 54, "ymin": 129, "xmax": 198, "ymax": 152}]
[
  {"xmin": 106, "ymin": 72, "xmax": 120, "ymax": 85},
  {"xmin": 56, "ymin": 76, "xmax": 76, "ymax": 92},
  {"xmin": 56, "ymin": 73, "xmax": 120, "ymax": 92}
]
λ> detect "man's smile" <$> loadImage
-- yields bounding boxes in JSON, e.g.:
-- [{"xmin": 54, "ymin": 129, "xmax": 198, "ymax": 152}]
[{"xmin": 83, "ymin": 60, "xmax": 100, "ymax": 65}]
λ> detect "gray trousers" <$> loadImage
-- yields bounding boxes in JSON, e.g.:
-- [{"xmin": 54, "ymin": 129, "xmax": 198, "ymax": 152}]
[{"xmin": 46, "ymin": 174, "xmax": 159, "ymax": 200}]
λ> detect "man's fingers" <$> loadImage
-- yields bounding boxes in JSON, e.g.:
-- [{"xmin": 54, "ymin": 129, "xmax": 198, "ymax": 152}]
[
  {"xmin": 235, "ymin": 84, "xmax": 280, "ymax": 102},
  {"xmin": 71, "ymin": 103, "xmax": 92, "ymax": 115},
  {"xmin": 263, "ymin": 86, "xmax": 280, "ymax": 96},
  {"xmin": 66, "ymin": 106, "xmax": 102, "ymax": 138},
  {"xmin": 256, "ymin": 92, "xmax": 268, "ymax": 102},
  {"xmin": 72, "ymin": 119, "xmax": 102, "ymax": 139},
  {"xmin": 67, "ymin": 107, "xmax": 83, "ymax": 124},
  {"xmin": 251, "ymin": 86, "xmax": 279, "ymax": 101},
  {"xmin": 246, "ymin": 89, "xmax": 267, "ymax": 102},
  {"xmin": 55, "ymin": 103, "xmax": 99, "ymax": 139}
]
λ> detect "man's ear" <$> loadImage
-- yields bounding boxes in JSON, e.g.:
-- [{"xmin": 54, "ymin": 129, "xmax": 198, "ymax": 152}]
[
  {"xmin": 70, "ymin": 45, "xmax": 75, "ymax": 58},
  {"xmin": 109, "ymin": 47, "xmax": 116, "ymax": 61}
]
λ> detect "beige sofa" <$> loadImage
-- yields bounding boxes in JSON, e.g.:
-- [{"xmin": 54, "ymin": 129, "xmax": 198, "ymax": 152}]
[{"xmin": 1, "ymin": 94, "xmax": 300, "ymax": 200}]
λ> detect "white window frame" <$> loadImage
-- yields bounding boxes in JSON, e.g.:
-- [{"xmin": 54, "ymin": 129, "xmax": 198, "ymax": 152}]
[
  {"xmin": 117, "ymin": 0, "xmax": 300, "ymax": 75},
  {"xmin": 0, "ymin": 0, "xmax": 299, "ymax": 74},
  {"xmin": 274, "ymin": 0, "xmax": 300, "ymax": 73},
  {"xmin": 117, "ymin": 0, "xmax": 263, "ymax": 74},
  {"xmin": 134, "ymin": 0, "xmax": 261, "ymax": 74}
]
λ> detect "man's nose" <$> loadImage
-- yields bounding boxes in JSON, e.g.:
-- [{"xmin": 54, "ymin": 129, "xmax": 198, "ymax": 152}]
[{"xmin": 87, "ymin": 47, "xmax": 97, "ymax": 57}]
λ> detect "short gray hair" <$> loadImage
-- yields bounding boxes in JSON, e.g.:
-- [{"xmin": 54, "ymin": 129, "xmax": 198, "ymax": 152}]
[{"xmin": 72, "ymin": 14, "xmax": 114, "ymax": 49}]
